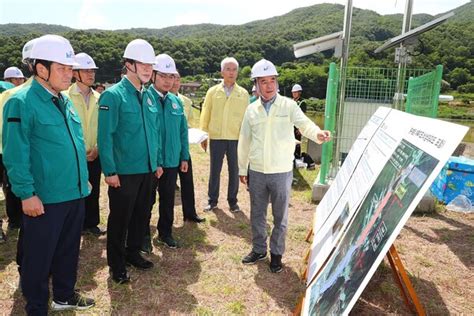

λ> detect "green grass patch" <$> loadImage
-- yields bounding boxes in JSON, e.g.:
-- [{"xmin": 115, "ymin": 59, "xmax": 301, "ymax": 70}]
[{"xmin": 227, "ymin": 301, "xmax": 246, "ymax": 314}]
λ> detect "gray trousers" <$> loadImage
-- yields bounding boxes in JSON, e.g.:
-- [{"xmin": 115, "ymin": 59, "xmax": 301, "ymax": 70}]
[
  {"xmin": 249, "ymin": 169, "xmax": 293, "ymax": 256},
  {"xmin": 208, "ymin": 139, "xmax": 239, "ymax": 207}
]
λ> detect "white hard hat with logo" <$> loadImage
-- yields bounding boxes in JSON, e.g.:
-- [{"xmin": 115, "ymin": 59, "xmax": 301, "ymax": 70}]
[
  {"xmin": 30, "ymin": 34, "xmax": 78, "ymax": 66},
  {"xmin": 4, "ymin": 67, "xmax": 25, "ymax": 79},
  {"xmin": 153, "ymin": 54, "xmax": 178, "ymax": 74},
  {"xmin": 123, "ymin": 39, "xmax": 156, "ymax": 64},
  {"xmin": 22, "ymin": 38, "xmax": 37, "ymax": 62},
  {"xmin": 250, "ymin": 59, "xmax": 278, "ymax": 79},
  {"xmin": 73, "ymin": 53, "xmax": 99, "ymax": 70},
  {"xmin": 292, "ymin": 84, "xmax": 302, "ymax": 92}
]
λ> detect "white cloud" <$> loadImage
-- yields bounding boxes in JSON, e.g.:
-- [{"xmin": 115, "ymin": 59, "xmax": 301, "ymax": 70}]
[
  {"xmin": 76, "ymin": 0, "xmax": 109, "ymax": 29},
  {"xmin": 1, "ymin": 0, "xmax": 467, "ymax": 30},
  {"xmin": 174, "ymin": 11, "xmax": 211, "ymax": 25}
]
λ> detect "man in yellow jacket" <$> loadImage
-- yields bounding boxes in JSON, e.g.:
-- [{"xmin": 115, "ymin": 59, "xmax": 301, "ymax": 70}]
[
  {"xmin": 64, "ymin": 53, "xmax": 103, "ymax": 236},
  {"xmin": 200, "ymin": 57, "xmax": 249, "ymax": 212},
  {"xmin": 238, "ymin": 59, "xmax": 331, "ymax": 273},
  {"xmin": 172, "ymin": 73, "xmax": 193, "ymax": 123}
]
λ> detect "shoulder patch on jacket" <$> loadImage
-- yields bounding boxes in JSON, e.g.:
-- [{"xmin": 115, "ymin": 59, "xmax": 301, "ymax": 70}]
[{"xmin": 99, "ymin": 105, "xmax": 109, "ymax": 111}]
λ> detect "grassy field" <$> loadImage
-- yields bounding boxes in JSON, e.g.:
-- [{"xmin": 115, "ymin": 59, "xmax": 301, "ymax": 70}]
[{"xmin": 0, "ymin": 109, "xmax": 473, "ymax": 315}]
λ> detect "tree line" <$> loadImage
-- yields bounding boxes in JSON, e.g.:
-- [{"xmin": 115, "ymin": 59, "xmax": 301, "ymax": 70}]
[{"xmin": 0, "ymin": 2, "xmax": 472, "ymax": 99}]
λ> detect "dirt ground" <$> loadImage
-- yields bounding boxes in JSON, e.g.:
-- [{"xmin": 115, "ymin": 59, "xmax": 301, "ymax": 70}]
[{"xmin": 0, "ymin": 132, "xmax": 473, "ymax": 315}]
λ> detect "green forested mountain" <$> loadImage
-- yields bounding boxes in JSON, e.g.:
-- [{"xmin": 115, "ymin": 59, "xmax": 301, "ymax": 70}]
[{"xmin": 0, "ymin": 2, "xmax": 472, "ymax": 97}]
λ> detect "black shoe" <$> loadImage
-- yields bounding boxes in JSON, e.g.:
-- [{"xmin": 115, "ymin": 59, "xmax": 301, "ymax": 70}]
[
  {"xmin": 270, "ymin": 253, "xmax": 283, "ymax": 273},
  {"xmin": 184, "ymin": 216, "xmax": 206, "ymax": 223},
  {"xmin": 203, "ymin": 204, "xmax": 217, "ymax": 212},
  {"xmin": 126, "ymin": 253, "xmax": 154, "ymax": 270},
  {"xmin": 51, "ymin": 290, "xmax": 95, "ymax": 311},
  {"xmin": 242, "ymin": 251, "xmax": 267, "ymax": 265},
  {"xmin": 110, "ymin": 270, "xmax": 131, "ymax": 284},
  {"xmin": 140, "ymin": 242, "xmax": 153, "ymax": 254},
  {"xmin": 141, "ymin": 229, "xmax": 152, "ymax": 254},
  {"xmin": 82, "ymin": 226, "xmax": 106, "ymax": 236},
  {"xmin": 230, "ymin": 204, "xmax": 241, "ymax": 213},
  {"xmin": 158, "ymin": 236, "xmax": 179, "ymax": 249}
]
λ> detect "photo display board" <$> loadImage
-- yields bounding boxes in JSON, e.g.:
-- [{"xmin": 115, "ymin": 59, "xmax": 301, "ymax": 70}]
[{"xmin": 303, "ymin": 107, "xmax": 468, "ymax": 315}]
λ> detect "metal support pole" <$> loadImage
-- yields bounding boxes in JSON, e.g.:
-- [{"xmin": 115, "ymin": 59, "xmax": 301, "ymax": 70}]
[
  {"xmin": 332, "ymin": 0, "xmax": 353, "ymax": 175},
  {"xmin": 394, "ymin": 0, "xmax": 414, "ymax": 110}
]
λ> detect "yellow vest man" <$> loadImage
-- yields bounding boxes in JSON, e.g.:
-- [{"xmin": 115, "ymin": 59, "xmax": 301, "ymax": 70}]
[
  {"xmin": 199, "ymin": 57, "xmax": 249, "ymax": 212},
  {"xmin": 64, "ymin": 52, "xmax": 103, "ymax": 235}
]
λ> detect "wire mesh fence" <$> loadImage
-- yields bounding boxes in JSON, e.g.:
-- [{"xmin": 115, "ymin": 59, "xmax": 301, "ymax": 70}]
[
  {"xmin": 339, "ymin": 67, "xmax": 432, "ymax": 154},
  {"xmin": 405, "ymin": 65, "xmax": 443, "ymax": 118},
  {"xmin": 318, "ymin": 65, "xmax": 442, "ymax": 185}
]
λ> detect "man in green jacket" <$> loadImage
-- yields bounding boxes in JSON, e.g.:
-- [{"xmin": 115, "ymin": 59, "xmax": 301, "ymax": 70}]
[
  {"xmin": 147, "ymin": 54, "xmax": 189, "ymax": 249},
  {"xmin": 3, "ymin": 34, "xmax": 94, "ymax": 314},
  {"xmin": 98, "ymin": 39, "xmax": 162, "ymax": 284}
]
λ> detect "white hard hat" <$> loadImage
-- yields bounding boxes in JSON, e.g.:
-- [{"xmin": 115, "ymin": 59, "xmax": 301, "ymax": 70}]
[
  {"xmin": 252, "ymin": 85, "xmax": 256, "ymax": 92},
  {"xmin": 251, "ymin": 59, "xmax": 278, "ymax": 79},
  {"xmin": 292, "ymin": 84, "xmax": 303, "ymax": 92},
  {"xmin": 153, "ymin": 54, "xmax": 178, "ymax": 74},
  {"xmin": 123, "ymin": 39, "xmax": 155, "ymax": 64},
  {"xmin": 4, "ymin": 67, "xmax": 25, "ymax": 79},
  {"xmin": 73, "ymin": 53, "xmax": 98, "ymax": 70},
  {"xmin": 22, "ymin": 38, "xmax": 37, "ymax": 62},
  {"xmin": 30, "ymin": 34, "xmax": 78, "ymax": 67}
]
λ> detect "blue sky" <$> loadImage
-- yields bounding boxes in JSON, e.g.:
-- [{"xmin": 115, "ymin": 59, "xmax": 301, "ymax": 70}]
[{"xmin": 0, "ymin": 0, "xmax": 469, "ymax": 30}]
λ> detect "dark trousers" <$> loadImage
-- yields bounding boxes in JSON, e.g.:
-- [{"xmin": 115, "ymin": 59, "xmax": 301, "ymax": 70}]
[
  {"xmin": 84, "ymin": 158, "xmax": 101, "ymax": 229},
  {"xmin": 294, "ymin": 127, "xmax": 302, "ymax": 159},
  {"xmin": 157, "ymin": 167, "xmax": 179, "ymax": 238},
  {"xmin": 107, "ymin": 173, "xmax": 153, "ymax": 273},
  {"xmin": 2, "ymin": 162, "xmax": 23, "ymax": 228},
  {"xmin": 179, "ymin": 158, "xmax": 198, "ymax": 219},
  {"xmin": 208, "ymin": 140, "xmax": 239, "ymax": 207},
  {"xmin": 21, "ymin": 198, "xmax": 85, "ymax": 316},
  {"xmin": 0, "ymin": 154, "xmax": 4, "ymax": 187},
  {"xmin": 2, "ymin": 163, "xmax": 24, "ymax": 270},
  {"xmin": 143, "ymin": 177, "xmax": 159, "ymax": 247},
  {"xmin": 16, "ymin": 222, "xmax": 24, "ymax": 268}
]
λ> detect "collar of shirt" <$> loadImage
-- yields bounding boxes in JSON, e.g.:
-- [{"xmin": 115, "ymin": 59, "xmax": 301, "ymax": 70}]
[
  {"xmin": 75, "ymin": 83, "xmax": 91, "ymax": 96},
  {"xmin": 31, "ymin": 78, "xmax": 60, "ymax": 102},
  {"xmin": 75, "ymin": 83, "xmax": 92, "ymax": 106},
  {"xmin": 223, "ymin": 83, "xmax": 234, "ymax": 97},
  {"xmin": 123, "ymin": 76, "xmax": 146, "ymax": 104},
  {"xmin": 151, "ymin": 85, "xmax": 166, "ymax": 98},
  {"xmin": 261, "ymin": 95, "xmax": 277, "ymax": 114},
  {"xmin": 151, "ymin": 85, "xmax": 169, "ymax": 106},
  {"xmin": 123, "ymin": 75, "xmax": 144, "ymax": 93}
]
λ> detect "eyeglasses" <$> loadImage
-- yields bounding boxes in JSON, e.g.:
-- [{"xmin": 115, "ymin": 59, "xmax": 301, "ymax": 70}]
[
  {"xmin": 78, "ymin": 69, "xmax": 96, "ymax": 74},
  {"xmin": 156, "ymin": 72, "xmax": 176, "ymax": 80}
]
